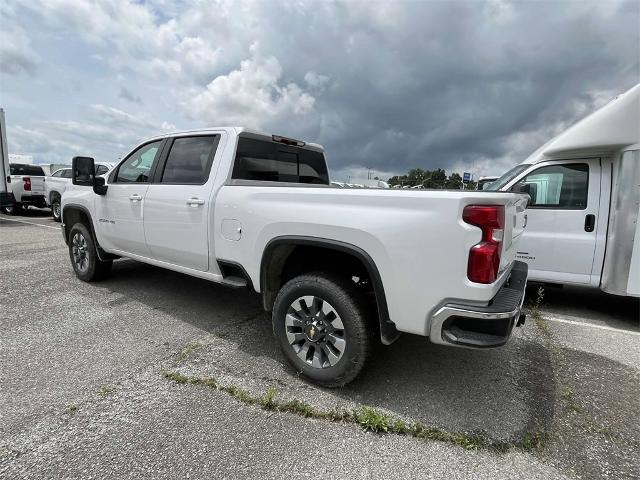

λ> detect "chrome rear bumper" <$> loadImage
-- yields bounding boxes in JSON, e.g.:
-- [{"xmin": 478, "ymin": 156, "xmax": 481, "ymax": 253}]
[{"xmin": 429, "ymin": 261, "xmax": 528, "ymax": 349}]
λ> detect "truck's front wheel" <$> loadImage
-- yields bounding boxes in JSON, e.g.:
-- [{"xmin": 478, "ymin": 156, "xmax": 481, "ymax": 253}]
[
  {"xmin": 272, "ymin": 272, "xmax": 374, "ymax": 387},
  {"xmin": 68, "ymin": 223, "xmax": 112, "ymax": 282}
]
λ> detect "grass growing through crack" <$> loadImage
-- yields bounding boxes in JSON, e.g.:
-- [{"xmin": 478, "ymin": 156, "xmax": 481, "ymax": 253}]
[
  {"xmin": 96, "ymin": 385, "xmax": 115, "ymax": 397},
  {"xmin": 162, "ymin": 371, "xmax": 526, "ymax": 452},
  {"xmin": 177, "ymin": 342, "xmax": 202, "ymax": 361}
]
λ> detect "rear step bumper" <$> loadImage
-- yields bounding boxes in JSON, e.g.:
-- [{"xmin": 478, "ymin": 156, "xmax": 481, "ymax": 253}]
[{"xmin": 429, "ymin": 261, "xmax": 528, "ymax": 349}]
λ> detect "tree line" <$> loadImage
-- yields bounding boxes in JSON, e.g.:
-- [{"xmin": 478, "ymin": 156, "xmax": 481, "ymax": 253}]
[{"xmin": 387, "ymin": 168, "xmax": 476, "ymax": 189}]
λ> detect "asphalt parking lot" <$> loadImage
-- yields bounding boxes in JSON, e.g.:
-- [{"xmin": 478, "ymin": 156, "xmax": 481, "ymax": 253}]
[{"xmin": 1, "ymin": 209, "xmax": 638, "ymax": 479}]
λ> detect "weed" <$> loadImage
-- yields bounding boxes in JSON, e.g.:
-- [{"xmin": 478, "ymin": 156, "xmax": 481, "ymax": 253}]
[
  {"xmin": 353, "ymin": 406, "xmax": 396, "ymax": 433},
  {"xmin": 561, "ymin": 387, "xmax": 583, "ymax": 414},
  {"xmin": 161, "ymin": 371, "xmax": 544, "ymax": 453},
  {"xmin": 280, "ymin": 399, "xmax": 315, "ymax": 417},
  {"xmin": 224, "ymin": 385, "xmax": 254, "ymax": 404},
  {"xmin": 178, "ymin": 342, "xmax": 202, "ymax": 361},
  {"xmin": 260, "ymin": 388, "xmax": 278, "ymax": 409},
  {"xmin": 97, "ymin": 385, "xmax": 115, "ymax": 397}
]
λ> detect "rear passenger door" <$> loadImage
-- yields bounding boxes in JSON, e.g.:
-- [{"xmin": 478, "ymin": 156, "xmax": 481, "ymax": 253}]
[{"xmin": 143, "ymin": 135, "xmax": 221, "ymax": 271}]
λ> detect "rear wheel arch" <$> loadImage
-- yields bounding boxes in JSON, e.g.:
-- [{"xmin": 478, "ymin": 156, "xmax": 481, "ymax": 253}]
[{"xmin": 260, "ymin": 236, "xmax": 399, "ymax": 344}]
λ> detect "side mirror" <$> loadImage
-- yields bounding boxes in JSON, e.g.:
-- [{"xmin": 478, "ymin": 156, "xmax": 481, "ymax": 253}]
[
  {"xmin": 72, "ymin": 156, "xmax": 108, "ymax": 195},
  {"xmin": 93, "ymin": 176, "xmax": 108, "ymax": 195},
  {"xmin": 72, "ymin": 156, "xmax": 95, "ymax": 186},
  {"xmin": 512, "ymin": 182, "xmax": 536, "ymax": 205}
]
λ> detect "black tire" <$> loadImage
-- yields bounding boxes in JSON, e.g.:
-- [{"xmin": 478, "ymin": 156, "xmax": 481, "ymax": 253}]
[
  {"xmin": 51, "ymin": 198, "xmax": 62, "ymax": 222},
  {"xmin": 68, "ymin": 223, "xmax": 112, "ymax": 282},
  {"xmin": 1, "ymin": 202, "xmax": 19, "ymax": 215},
  {"xmin": 272, "ymin": 272, "xmax": 375, "ymax": 388}
]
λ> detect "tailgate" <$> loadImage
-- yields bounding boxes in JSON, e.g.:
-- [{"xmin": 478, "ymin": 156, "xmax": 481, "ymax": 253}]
[
  {"xmin": 500, "ymin": 194, "xmax": 528, "ymax": 273},
  {"xmin": 29, "ymin": 176, "xmax": 45, "ymax": 195}
]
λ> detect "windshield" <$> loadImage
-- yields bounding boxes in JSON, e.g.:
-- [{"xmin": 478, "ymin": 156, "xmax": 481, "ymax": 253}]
[{"xmin": 484, "ymin": 164, "xmax": 529, "ymax": 191}]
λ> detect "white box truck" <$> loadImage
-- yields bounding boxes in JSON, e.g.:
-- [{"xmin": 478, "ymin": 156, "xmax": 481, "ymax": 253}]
[
  {"xmin": 0, "ymin": 109, "xmax": 12, "ymax": 209},
  {"xmin": 487, "ymin": 83, "xmax": 640, "ymax": 297}
]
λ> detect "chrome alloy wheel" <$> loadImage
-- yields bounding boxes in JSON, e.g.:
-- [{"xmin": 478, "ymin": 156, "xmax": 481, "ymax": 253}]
[
  {"xmin": 285, "ymin": 296, "xmax": 346, "ymax": 369},
  {"xmin": 72, "ymin": 232, "xmax": 89, "ymax": 273},
  {"xmin": 52, "ymin": 202, "xmax": 61, "ymax": 219}
]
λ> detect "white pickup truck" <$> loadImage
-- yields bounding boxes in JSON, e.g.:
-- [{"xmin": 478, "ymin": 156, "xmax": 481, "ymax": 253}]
[
  {"xmin": 62, "ymin": 128, "xmax": 529, "ymax": 386},
  {"xmin": 1, "ymin": 163, "xmax": 47, "ymax": 214},
  {"xmin": 45, "ymin": 163, "xmax": 113, "ymax": 221}
]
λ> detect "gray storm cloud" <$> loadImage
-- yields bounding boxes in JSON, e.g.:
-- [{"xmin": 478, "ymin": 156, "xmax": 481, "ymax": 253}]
[{"xmin": 1, "ymin": 0, "xmax": 638, "ymax": 178}]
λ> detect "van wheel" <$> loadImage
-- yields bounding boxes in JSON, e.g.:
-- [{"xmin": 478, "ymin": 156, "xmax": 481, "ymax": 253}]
[
  {"xmin": 52, "ymin": 199, "xmax": 62, "ymax": 222},
  {"xmin": 68, "ymin": 223, "xmax": 112, "ymax": 282},
  {"xmin": 272, "ymin": 272, "xmax": 374, "ymax": 387}
]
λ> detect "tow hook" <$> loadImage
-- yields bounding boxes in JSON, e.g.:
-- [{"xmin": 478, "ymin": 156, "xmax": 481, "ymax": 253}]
[{"xmin": 516, "ymin": 312, "xmax": 526, "ymax": 327}]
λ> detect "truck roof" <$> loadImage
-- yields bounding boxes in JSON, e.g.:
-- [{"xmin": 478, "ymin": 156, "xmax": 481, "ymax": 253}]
[
  {"xmin": 523, "ymin": 83, "xmax": 640, "ymax": 164},
  {"xmin": 144, "ymin": 127, "xmax": 325, "ymax": 151}
]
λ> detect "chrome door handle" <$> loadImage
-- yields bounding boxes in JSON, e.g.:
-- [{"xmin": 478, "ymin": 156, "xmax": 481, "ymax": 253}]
[
  {"xmin": 129, "ymin": 194, "xmax": 142, "ymax": 202},
  {"xmin": 187, "ymin": 197, "xmax": 205, "ymax": 206}
]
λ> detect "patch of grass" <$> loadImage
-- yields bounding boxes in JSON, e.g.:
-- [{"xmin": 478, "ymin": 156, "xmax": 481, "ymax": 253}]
[
  {"xmin": 527, "ymin": 286, "xmax": 550, "ymax": 336},
  {"xmin": 280, "ymin": 399, "xmax": 315, "ymax": 417},
  {"xmin": 66, "ymin": 404, "xmax": 79, "ymax": 413},
  {"xmin": 260, "ymin": 387, "xmax": 278, "ymax": 410},
  {"xmin": 353, "ymin": 406, "xmax": 397, "ymax": 433},
  {"xmin": 561, "ymin": 387, "xmax": 584, "ymax": 414},
  {"xmin": 519, "ymin": 429, "xmax": 549, "ymax": 451},
  {"xmin": 178, "ymin": 341, "xmax": 202, "ymax": 361},
  {"xmin": 224, "ymin": 385, "xmax": 255, "ymax": 404},
  {"xmin": 96, "ymin": 385, "xmax": 115, "ymax": 398},
  {"xmin": 161, "ymin": 371, "xmax": 541, "ymax": 453},
  {"xmin": 0, "ymin": 446, "xmax": 15, "ymax": 457}
]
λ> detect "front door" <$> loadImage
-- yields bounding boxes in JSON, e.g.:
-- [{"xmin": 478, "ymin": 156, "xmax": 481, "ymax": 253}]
[
  {"xmin": 509, "ymin": 159, "xmax": 601, "ymax": 284},
  {"xmin": 143, "ymin": 135, "xmax": 221, "ymax": 271},
  {"xmin": 95, "ymin": 140, "xmax": 163, "ymax": 256}
]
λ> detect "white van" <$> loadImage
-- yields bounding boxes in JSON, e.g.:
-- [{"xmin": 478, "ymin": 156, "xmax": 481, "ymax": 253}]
[{"xmin": 487, "ymin": 83, "xmax": 640, "ymax": 297}]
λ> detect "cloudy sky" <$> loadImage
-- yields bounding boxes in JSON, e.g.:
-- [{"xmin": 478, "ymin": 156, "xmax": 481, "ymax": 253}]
[{"xmin": 1, "ymin": 0, "xmax": 638, "ymax": 181}]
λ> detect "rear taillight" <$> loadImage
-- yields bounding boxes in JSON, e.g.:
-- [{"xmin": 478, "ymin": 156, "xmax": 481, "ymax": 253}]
[
  {"xmin": 23, "ymin": 177, "xmax": 31, "ymax": 191},
  {"xmin": 463, "ymin": 205, "xmax": 505, "ymax": 284}
]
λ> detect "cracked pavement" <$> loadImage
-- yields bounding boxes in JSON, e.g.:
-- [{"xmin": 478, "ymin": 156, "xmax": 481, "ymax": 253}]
[{"xmin": 1, "ymin": 211, "xmax": 638, "ymax": 479}]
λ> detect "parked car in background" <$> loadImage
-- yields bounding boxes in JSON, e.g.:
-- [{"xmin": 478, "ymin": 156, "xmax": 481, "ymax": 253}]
[
  {"xmin": 1, "ymin": 163, "xmax": 46, "ymax": 215},
  {"xmin": 45, "ymin": 163, "xmax": 113, "ymax": 221},
  {"xmin": 486, "ymin": 83, "xmax": 639, "ymax": 297},
  {"xmin": 62, "ymin": 127, "xmax": 529, "ymax": 386}
]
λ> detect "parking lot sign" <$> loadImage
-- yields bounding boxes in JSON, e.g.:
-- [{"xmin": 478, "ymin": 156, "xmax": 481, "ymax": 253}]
[{"xmin": 463, "ymin": 172, "xmax": 471, "ymax": 183}]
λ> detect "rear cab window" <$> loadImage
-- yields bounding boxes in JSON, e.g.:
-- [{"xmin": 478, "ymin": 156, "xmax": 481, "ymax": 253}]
[
  {"xmin": 232, "ymin": 136, "xmax": 329, "ymax": 185},
  {"xmin": 10, "ymin": 164, "xmax": 45, "ymax": 176}
]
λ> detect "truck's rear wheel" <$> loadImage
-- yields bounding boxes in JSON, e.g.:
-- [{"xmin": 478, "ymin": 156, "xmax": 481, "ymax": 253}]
[
  {"xmin": 68, "ymin": 223, "xmax": 112, "ymax": 282},
  {"xmin": 51, "ymin": 199, "xmax": 61, "ymax": 222},
  {"xmin": 272, "ymin": 272, "xmax": 374, "ymax": 387}
]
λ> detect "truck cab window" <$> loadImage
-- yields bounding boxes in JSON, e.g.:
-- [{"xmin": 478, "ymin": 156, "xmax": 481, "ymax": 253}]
[
  {"xmin": 161, "ymin": 136, "xmax": 219, "ymax": 184},
  {"xmin": 115, "ymin": 141, "xmax": 162, "ymax": 183},
  {"xmin": 512, "ymin": 163, "xmax": 588, "ymax": 209},
  {"xmin": 51, "ymin": 170, "xmax": 65, "ymax": 178},
  {"xmin": 232, "ymin": 137, "xmax": 329, "ymax": 184}
]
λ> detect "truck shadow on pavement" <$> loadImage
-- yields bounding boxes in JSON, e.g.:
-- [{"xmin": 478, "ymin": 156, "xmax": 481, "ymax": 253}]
[{"xmin": 99, "ymin": 259, "xmax": 557, "ymax": 445}]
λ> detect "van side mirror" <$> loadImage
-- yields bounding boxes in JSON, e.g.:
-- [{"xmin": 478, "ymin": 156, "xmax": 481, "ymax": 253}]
[
  {"xmin": 512, "ymin": 182, "xmax": 537, "ymax": 205},
  {"xmin": 72, "ymin": 156, "xmax": 95, "ymax": 186}
]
